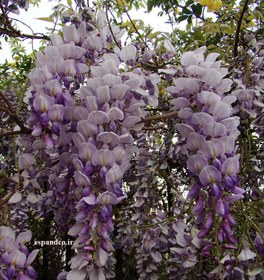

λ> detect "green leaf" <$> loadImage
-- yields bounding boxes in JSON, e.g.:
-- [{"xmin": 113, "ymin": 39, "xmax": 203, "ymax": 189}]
[
  {"xmin": 191, "ymin": 4, "xmax": 202, "ymax": 17},
  {"xmin": 149, "ymin": 31, "xmax": 161, "ymax": 39},
  {"xmin": 182, "ymin": 7, "xmax": 192, "ymax": 14},
  {"xmin": 177, "ymin": 15, "xmax": 188, "ymax": 22},
  {"xmin": 147, "ymin": 0, "xmax": 160, "ymax": 12},
  {"xmin": 193, "ymin": 28, "xmax": 204, "ymax": 40},
  {"xmin": 35, "ymin": 17, "xmax": 54, "ymax": 23},
  {"xmin": 67, "ymin": 0, "xmax": 73, "ymax": 8},
  {"xmin": 247, "ymin": 268, "xmax": 263, "ymax": 277},
  {"xmin": 186, "ymin": 0, "xmax": 194, "ymax": 6},
  {"xmin": 187, "ymin": 15, "xmax": 193, "ymax": 24},
  {"xmin": 223, "ymin": 27, "xmax": 235, "ymax": 35}
]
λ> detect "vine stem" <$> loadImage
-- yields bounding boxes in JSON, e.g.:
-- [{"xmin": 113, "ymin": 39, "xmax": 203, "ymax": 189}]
[
  {"xmin": 141, "ymin": 110, "xmax": 178, "ymax": 123},
  {"xmin": 233, "ymin": 0, "xmax": 249, "ymax": 58},
  {"xmin": 105, "ymin": 4, "xmax": 121, "ymax": 48}
]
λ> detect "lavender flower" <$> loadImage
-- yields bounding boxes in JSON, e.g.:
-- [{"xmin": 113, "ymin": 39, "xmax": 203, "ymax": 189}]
[
  {"xmin": 18, "ymin": 9, "xmax": 159, "ymax": 279},
  {"xmin": 0, "ymin": 226, "xmax": 38, "ymax": 280},
  {"xmin": 168, "ymin": 47, "xmax": 243, "ymax": 245}
]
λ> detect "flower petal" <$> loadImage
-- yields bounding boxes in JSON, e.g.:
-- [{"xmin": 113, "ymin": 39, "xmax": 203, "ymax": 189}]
[
  {"xmin": 237, "ymin": 248, "xmax": 256, "ymax": 261},
  {"xmin": 8, "ymin": 192, "xmax": 22, "ymax": 204},
  {"xmin": 97, "ymin": 191, "xmax": 118, "ymax": 205},
  {"xmin": 96, "ymin": 132, "xmax": 119, "ymax": 145},
  {"xmin": 95, "ymin": 247, "xmax": 109, "ymax": 267},
  {"xmin": 66, "ymin": 269, "xmax": 86, "ymax": 280},
  {"xmin": 77, "ymin": 120, "xmax": 98, "ymax": 136},
  {"xmin": 176, "ymin": 124, "xmax": 195, "ymax": 138},
  {"xmin": 186, "ymin": 132, "xmax": 207, "ymax": 151},
  {"xmin": 88, "ymin": 111, "xmax": 109, "ymax": 125},
  {"xmin": 18, "ymin": 153, "xmax": 36, "ymax": 169},
  {"xmin": 199, "ymin": 165, "xmax": 221, "ymax": 186},
  {"xmin": 26, "ymin": 249, "xmax": 39, "ymax": 266},
  {"xmin": 187, "ymin": 155, "xmax": 208, "ymax": 175},
  {"xmin": 92, "ymin": 150, "xmax": 115, "ymax": 166},
  {"xmin": 79, "ymin": 142, "xmax": 97, "ymax": 162},
  {"xmin": 105, "ymin": 164, "xmax": 123, "ymax": 185},
  {"xmin": 74, "ymin": 171, "xmax": 91, "ymax": 187},
  {"xmin": 120, "ymin": 45, "xmax": 137, "ymax": 63},
  {"xmin": 221, "ymin": 155, "xmax": 240, "ymax": 176},
  {"xmin": 17, "ymin": 231, "xmax": 32, "ymax": 245}
]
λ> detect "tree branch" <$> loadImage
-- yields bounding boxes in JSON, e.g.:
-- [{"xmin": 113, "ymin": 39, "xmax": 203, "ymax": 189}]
[
  {"xmin": 105, "ymin": 4, "xmax": 121, "ymax": 48},
  {"xmin": 0, "ymin": 129, "xmax": 31, "ymax": 137},
  {"xmin": 143, "ymin": 125, "xmax": 166, "ymax": 130},
  {"xmin": 0, "ymin": 8, "xmax": 50, "ymax": 41},
  {"xmin": 233, "ymin": 0, "xmax": 249, "ymax": 58},
  {"xmin": 0, "ymin": 27, "xmax": 50, "ymax": 40},
  {"xmin": 142, "ymin": 110, "xmax": 178, "ymax": 123}
]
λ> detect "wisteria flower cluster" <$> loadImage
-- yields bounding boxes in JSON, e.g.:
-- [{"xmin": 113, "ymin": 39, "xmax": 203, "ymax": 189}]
[
  {"xmin": 0, "ymin": 226, "xmax": 38, "ymax": 280},
  {"xmin": 2, "ymin": 4, "xmax": 264, "ymax": 280},
  {"xmin": 232, "ymin": 34, "xmax": 264, "ymax": 121},
  {"xmin": 16, "ymin": 9, "xmax": 160, "ymax": 280},
  {"xmin": 129, "ymin": 133, "xmax": 166, "ymax": 280},
  {"xmin": 167, "ymin": 47, "xmax": 243, "ymax": 252}
]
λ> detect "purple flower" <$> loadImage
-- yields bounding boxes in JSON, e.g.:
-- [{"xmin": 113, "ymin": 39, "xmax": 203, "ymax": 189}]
[
  {"xmin": 168, "ymin": 48, "xmax": 241, "ymax": 247},
  {"xmin": 18, "ymin": 154, "xmax": 36, "ymax": 170},
  {"xmin": 0, "ymin": 227, "xmax": 38, "ymax": 279},
  {"xmin": 33, "ymin": 94, "xmax": 54, "ymax": 113}
]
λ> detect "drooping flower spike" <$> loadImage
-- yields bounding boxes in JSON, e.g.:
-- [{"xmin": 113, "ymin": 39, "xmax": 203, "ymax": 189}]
[{"xmin": 168, "ymin": 47, "xmax": 243, "ymax": 245}]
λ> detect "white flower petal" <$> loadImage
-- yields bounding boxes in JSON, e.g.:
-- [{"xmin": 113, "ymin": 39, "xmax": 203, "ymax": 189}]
[{"xmin": 237, "ymin": 248, "xmax": 256, "ymax": 261}]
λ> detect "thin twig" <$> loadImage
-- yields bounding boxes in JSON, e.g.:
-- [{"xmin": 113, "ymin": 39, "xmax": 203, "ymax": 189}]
[
  {"xmin": 142, "ymin": 110, "xmax": 178, "ymax": 123},
  {"xmin": 0, "ymin": 10, "xmax": 50, "ymax": 41},
  {"xmin": 0, "ymin": 106, "xmax": 11, "ymax": 114},
  {"xmin": 0, "ymin": 91, "xmax": 15, "ymax": 111},
  {"xmin": 0, "ymin": 130, "xmax": 31, "ymax": 137},
  {"xmin": 105, "ymin": 4, "xmax": 121, "ymax": 47},
  {"xmin": 9, "ymin": 17, "xmax": 49, "ymax": 56},
  {"xmin": 143, "ymin": 125, "xmax": 166, "ymax": 130},
  {"xmin": 0, "ymin": 27, "xmax": 50, "ymax": 40},
  {"xmin": 119, "ymin": 0, "xmax": 149, "ymax": 49},
  {"xmin": 233, "ymin": 0, "xmax": 249, "ymax": 58}
]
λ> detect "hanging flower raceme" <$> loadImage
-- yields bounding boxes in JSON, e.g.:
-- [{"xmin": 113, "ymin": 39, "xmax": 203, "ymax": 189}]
[
  {"xmin": 17, "ymin": 10, "xmax": 126, "ymax": 230},
  {"xmin": 66, "ymin": 47, "xmax": 159, "ymax": 279},
  {"xmin": 0, "ymin": 226, "xmax": 38, "ymax": 280},
  {"xmin": 126, "ymin": 133, "xmax": 167, "ymax": 280},
  {"xmin": 231, "ymin": 35, "xmax": 264, "ymax": 122},
  {"xmin": 167, "ymin": 47, "xmax": 243, "ymax": 246},
  {"xmin": 18, "ymin": 9, "xmax": 160, "ymax": 280},
  {"xmin": 231, "ymin": 35, "xmax": 264, "ymax": 206}
]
